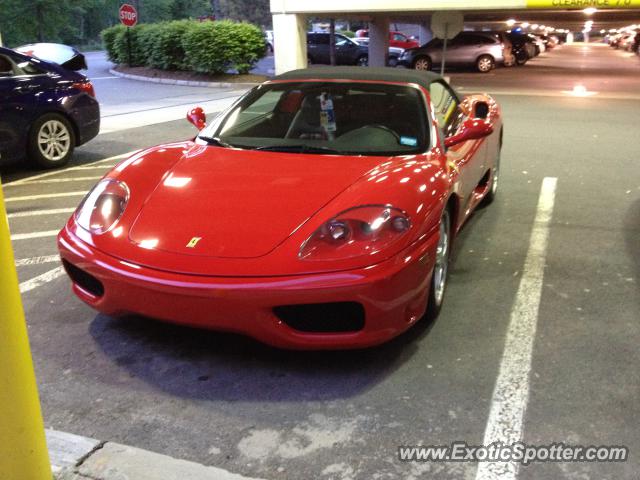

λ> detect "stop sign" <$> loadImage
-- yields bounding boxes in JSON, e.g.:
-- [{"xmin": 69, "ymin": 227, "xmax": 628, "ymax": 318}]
[{"xmin": 119, "ymin": 4, "xmax": 138, "ymax": 27}]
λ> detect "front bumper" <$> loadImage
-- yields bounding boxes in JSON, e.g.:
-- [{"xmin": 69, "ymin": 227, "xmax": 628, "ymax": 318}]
[{"xmin": 57, "ymin": 227, "xmax": 438, "ymax": 349}]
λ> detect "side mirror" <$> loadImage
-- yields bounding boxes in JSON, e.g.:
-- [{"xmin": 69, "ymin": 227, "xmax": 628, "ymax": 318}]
[
  {"xmin": 474, "ymin": 101, "xmax": 490, "ymax": 119},
  {"xmin": 186, "ymin": 107, "xmax": 206, "ymax": 130},
  {"xmin": 444, "ymin": 119, "xmax": 493, "ymax": 149}
]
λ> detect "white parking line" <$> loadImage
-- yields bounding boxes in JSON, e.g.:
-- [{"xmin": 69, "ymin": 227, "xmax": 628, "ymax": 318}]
[
  {"xmin": 7, "ymin": 208, "xmax": 75, "ymax": 218},
  {"xmin": 475, "ymin": 177, "xmax": 557, "ymax": 480},
  {"xmin": 4, "ymin": 192, "xmax": 86, "ymax": 202},
  {"xmin": 5, "ymin": 176, "xmax": 102, "ymax": 186},
  {"xmin": 3, "ymin": 150, "xmax": 138, "ymax": 187},
  {"xmin": 15, "ymin": 255, "xmax": 60, "ymax": 267},
  {"xmin": 11, "ymin": 230, "xmax": 59, "ymax": 241},
  {"xmin": 71, "ymin": 165, "xmax": 115, "ymax": 171},
  {"xmin": 19, "ymin": 266, "xmax": 65, "ymax": 293}
]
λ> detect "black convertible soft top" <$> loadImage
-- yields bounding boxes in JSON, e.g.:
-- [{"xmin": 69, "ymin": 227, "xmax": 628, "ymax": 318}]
[{"xmin": 275, "ymin": 67, "xmax": 444, "ymax": 91}]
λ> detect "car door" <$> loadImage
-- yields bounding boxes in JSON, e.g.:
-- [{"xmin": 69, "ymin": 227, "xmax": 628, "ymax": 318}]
[
  {"xmin": 429, "ymin": 80, "xmax": 484, "ymax": 214},
  {"xmin": 335, "ymin": 35, "xmax": 359, "ymax": 64},
  {"xmin": 441, "ymin": 35, "xmax": 466, "ymax": 65},
  {"xmin": 0, "ymin": 52, "xmax": 54, "ymax": 163},
  {"xmin": 307, "ymin": 34, "xmax": 330, "ymax": 64},
  {"xmin": 0, "ymin": 54, "xmax": 32, "ymax": 162}
]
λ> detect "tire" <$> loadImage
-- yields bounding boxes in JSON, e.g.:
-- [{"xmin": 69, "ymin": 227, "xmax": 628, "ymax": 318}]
[
  {"xmin": 426, "ymin": 208, "xmax": 452, "ymax": 320},
  {"xmin": 515, "ymin": 50, "xmax": 528, "ymax": 66},
  {"xmin": 387, "ymin": 57, "xmax": 398, "ymax": 67},
  {"xmin": 413, "ymin": 56, "xmax": 432, "ymax": 71},
  {"xmin": 476, "ymin": 55, "xmax": 495, "ymax": 73},
  {"xmin": 28, "ymin": 113, "xmax": 76, "ymax": 169},
  {"xmin": 483, "ymin": 139, "xmax": 501, "ymax": 205},
  {"xmin": 356, "ymin": 55, "xmax": 368, "ymax": 67},
  {"xmin": 307, "ymin": 55, "xmax": 313, "ymax": 65}
]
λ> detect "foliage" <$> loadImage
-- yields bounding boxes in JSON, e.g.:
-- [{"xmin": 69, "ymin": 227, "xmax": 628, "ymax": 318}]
[
  {"xmin": 102, "ymin": 19, "xmax": 266, "ymax": 74},
  {"xmin": 218, "ymin": 0, "xmax": 270, "ymax": 28},
  {"xmin": 339, "ymin": 30, "xmax": 356, "ymax": 38},
  {"xmin": 144, "ymin": 20, "xmax": 194, "ymax": 70},
  {"xmin": 0, "ymin": 0, "xmax": 237, "ymax": 49},
  {"xmin": 182, "ymin": 20, "xmax": 266, "ymax": 74},
  {"xmin": 112, "ymin": 24, "xmax": 148, "ymax": 66},
  {"xmin": 101, "ymin": 24, "xmax": 125, "ymax": 62}
]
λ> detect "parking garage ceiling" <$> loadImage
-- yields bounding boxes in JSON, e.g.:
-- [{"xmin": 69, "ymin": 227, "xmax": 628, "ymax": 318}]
[{"xmin": 463, "ymin": 9, "xmax": 640, "ymax": 30}]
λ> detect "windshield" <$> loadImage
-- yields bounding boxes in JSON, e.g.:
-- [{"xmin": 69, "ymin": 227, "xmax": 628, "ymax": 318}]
[{"xmin": 201, "ymin": 81, "xmax": 430, "ymax": 156}]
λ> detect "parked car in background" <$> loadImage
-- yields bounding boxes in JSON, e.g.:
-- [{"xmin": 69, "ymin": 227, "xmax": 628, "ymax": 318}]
[
  {"xmin": 264, "ymin": 30, "xmax": 274, "ymax": 53},
  {"xmin": 618, "ymin": 32, "xmax": 636, "ymax": 51},
  {"xmin": 399, "ymin": 31, "xmax": 510, "ymax": 73},
  {"xmin": 307, "ymin": 33, "xmax": 369, "ymax": 66},
  {"xmin": 507, "ymin": 32, "xmax": 538, "ymax": 64},
  {"xmin": 15, "ymin": 43, "xmax": 88, "ymax": 70},
  {"xmin": 352, "ymin": 37, "xmax": 405, "ymax": 66},
  {"xmin": 530, "ymin": 34, "xmax": 546, "ymax": 54},
  {"xmin": 0, "ymin": 45, "xmax": 99, "ymax": 168},
  {"xmin": 355, "ymin": 30, "xmax": 420, "ymax": 50}
]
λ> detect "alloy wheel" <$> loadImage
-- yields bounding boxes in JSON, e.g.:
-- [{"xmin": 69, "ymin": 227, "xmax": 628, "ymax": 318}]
[
  {"xmin": 414, "ymin": 58, "xmax": 431, "ymax": 71},
  {"xmin": 433, "ymin": 210, "xmax": 450, "ymax": 307},
  {"xmin": 37, "ymin": 119, "xmax": 71, "ymax": 162}
]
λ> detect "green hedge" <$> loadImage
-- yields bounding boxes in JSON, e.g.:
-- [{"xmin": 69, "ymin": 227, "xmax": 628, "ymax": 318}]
[{"xmin": 101, "ymin": 20, "xmax": 265, "ymax": 75}]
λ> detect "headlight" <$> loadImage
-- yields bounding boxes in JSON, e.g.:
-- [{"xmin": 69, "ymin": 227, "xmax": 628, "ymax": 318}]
[
  {"xmin": 299, "ymin": 205, "xmax": 411, "ymax": 262},
  {"xmin": 75, "ymin": 179, "xmax": 129, "ymax": 234}
]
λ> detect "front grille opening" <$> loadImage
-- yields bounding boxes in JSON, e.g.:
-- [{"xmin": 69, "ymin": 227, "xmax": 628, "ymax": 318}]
[
  {"xmin": 62, "ymin": 260, "xmax": 104, "ymax": 297},
  {"xmin": 273, "ymin": 302, "xmax": 365, "ymax": 333}
]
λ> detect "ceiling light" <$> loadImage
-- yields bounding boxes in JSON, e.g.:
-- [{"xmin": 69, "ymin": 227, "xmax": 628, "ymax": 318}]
[
  {"xmin": 506, "ymin": 19, "xmax": 517, "ymax": 26},
  {"xmin": 583, "ymin": 7, "xmax": 597, "ymax": 15},
  {"xmin": 521, "ymin": 22, "xmax": 530, "ymax": 28}
]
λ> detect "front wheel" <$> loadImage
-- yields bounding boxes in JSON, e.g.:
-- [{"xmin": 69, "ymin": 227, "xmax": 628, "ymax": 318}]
[
  {"xmin": 426, "ymin": 208, "xmax": 451, "ymax": 320},
  {"xmin": 28, "ymin": 113, "xmax": 76, "ymax": 168},
  {"xmin": 413, "ymin": 56, "xmax": 432, "ymax": 71},
  {"xmin": 356, "ymin": 55, "xmax": 368, "ymax": 67},
  {"xmin": 483, "ymin": 145, "xmax": 501, "ymax": 205},
  {"xmin": 476, "ymin": 55, "xmax": 495, "ymax": 73}
]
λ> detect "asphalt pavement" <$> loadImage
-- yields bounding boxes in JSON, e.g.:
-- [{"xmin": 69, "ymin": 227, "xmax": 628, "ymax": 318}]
[{"xmin": 1, "ymin": 43, "xmax": 639, "ymax": 480}]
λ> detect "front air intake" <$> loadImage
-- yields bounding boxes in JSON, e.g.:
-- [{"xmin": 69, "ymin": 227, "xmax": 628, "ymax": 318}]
[
  {"xmin": 62, "ymin": 260, "xmax": 104, "ymax": 297},
  {"xmin": 273, "ymin": 302, "xmax": 365, "ymax": 333}
]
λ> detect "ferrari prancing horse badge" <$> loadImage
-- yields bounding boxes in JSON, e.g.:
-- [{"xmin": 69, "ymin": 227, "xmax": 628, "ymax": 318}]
[{"xmin": 186, "ymin": 237, "xmax": 202, "ymax": 248}]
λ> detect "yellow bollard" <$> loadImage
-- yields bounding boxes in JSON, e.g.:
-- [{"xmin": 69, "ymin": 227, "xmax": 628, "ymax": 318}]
[{"xmin": 0, "ymin": 183, "xmax": 52, "ymax": 479}]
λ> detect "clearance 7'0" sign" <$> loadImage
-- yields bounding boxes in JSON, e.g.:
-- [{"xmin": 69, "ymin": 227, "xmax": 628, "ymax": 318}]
[{"xmin": 527, "ymin": 0, "xmax": 640, "ymax": 7}]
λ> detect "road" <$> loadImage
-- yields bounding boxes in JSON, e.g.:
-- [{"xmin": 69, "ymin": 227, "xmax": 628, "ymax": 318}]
[{"xmin": 2, "ymin": 43, "xmax": 639, "ymax": 480}]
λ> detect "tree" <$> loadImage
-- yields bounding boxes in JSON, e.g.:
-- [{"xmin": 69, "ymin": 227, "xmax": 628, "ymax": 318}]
[{"xmin": 219, "ymin": 0, "xmax": 270, "ymax": 28}]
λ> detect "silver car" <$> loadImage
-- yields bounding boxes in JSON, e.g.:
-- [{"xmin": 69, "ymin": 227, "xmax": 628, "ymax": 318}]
[{"xmin": 399, "ymin": 32, "xmax": 509, "ymax": 73}]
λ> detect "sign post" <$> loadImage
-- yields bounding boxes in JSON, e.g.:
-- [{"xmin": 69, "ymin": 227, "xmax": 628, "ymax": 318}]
[
  {"xmin": 119, "ymin": 3, "xmax": 138, "ymax": 66},
  {"xmin": 431, "ymin": 12, "xmax": 464, "ymax": 76}
]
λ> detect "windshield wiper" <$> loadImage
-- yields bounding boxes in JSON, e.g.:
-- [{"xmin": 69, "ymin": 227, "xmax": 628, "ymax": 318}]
[
  {"xmin": 198, "ymin": 136, "xmax": 233, "ymax": 148},
  {"xmin": 253, "ymin": 145, "xmax": 342, "ymax": 154}
]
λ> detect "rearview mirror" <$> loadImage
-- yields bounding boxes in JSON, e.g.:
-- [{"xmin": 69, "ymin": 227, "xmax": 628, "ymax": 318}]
[
  {"xmin": 186, "ymin": 107, "xmax": 206, "ymax": 131},
  {"xmin": 444, "ymin": 119, "xmax": 493, "ymax": 149}
]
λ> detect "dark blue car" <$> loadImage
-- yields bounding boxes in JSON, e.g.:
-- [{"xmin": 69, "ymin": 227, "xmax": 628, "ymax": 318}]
[{"xmin": 0, "ymin": 44, "xmax": 100, "ymax": 168}]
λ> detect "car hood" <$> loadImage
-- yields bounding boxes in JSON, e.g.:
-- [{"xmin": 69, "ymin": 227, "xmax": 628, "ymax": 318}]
[
  {"xmin": 128, "ymin": 145, "xmax": 382, "ymax": 259},
  {"xmin": 15, "ymin": 43, "xmax": 87, "ymax": 70}
]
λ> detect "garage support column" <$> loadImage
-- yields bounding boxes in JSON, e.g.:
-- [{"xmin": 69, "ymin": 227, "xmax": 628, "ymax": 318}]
[
  {"xmin": 273, "ymin": 13, "xmax": 307, "ymax": 75},
  {"xmin": 418, "ymin": 21, "xmax": 432, "ymax": 45},
  {"xmin": 368, "ymin": 17, "xmax": 390, "ymax": 67}
]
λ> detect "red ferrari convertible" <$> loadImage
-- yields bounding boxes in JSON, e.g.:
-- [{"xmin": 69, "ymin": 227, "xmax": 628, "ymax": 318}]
[{"xmin": 58, "ymin": 67, "xmax": 502, "ymax": 349}]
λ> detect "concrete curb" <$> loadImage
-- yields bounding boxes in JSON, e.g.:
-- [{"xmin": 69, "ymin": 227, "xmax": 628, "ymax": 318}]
[
  {"xmin": 47, "ymin": 429, "xmax": 265, "ymax": 480},
  {"xmin": 109, "ymin": 68, "xmax": 260, "ymax": 89}
]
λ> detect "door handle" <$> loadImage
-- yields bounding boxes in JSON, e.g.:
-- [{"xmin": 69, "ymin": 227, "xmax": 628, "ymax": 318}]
[{"xmin": 14, "ymin": 84, "xmax": 37, "ymax": 93}]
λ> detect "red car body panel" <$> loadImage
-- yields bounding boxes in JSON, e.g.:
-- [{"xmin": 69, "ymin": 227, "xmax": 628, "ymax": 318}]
[{"xmin": 57, "ymin": 77, "xmax": 502, "ymax": 349}]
